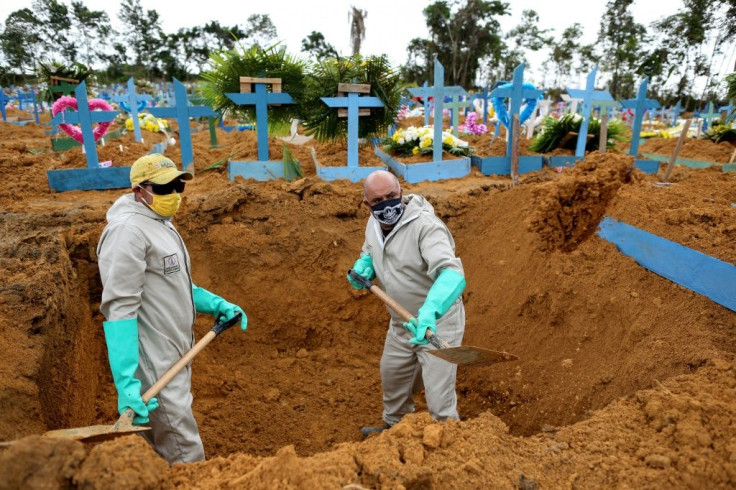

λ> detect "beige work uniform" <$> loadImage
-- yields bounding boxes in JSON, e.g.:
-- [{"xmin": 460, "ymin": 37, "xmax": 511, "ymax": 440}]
[
  {"xmin": 98, "ymin": 194, "xmax": 204, "ymax": 464},
  {"xmin": 361, "ymin": 194, "xmax": 465, "ymax": 425}
]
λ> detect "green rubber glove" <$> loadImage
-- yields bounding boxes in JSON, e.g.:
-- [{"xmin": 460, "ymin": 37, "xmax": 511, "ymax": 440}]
[
  {"xmin": 347, "ymin": 253, "xmax": 375, "ymax": 290},
  {"xmin": 103, "ymin": 318, "xmax": 159, "ymax": 424},
  {"xmin": 402, "ymin": 269, "xmax": 466, "ymax": 345},
  {"xmin": 192, "ymin": 285, "xmax": 247, "ymax": 331}
]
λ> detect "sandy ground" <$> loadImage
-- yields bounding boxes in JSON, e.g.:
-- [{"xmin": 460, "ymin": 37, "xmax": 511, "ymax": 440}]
[{"xmin": 0, "ymin": 109, "xmax": 734, "ymax": 489}]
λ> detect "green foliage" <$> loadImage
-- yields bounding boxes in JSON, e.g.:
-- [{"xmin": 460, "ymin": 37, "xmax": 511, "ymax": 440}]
[
  {"xmin": 200, "ymin": 43, "xmax": 307, "ymax": 125},
  {"xmin": 529, "ymin": 114, "xmax": 628, "ymax": 153},
  {"xmin": 282, "ymin": 144, "xmax": 304, "ymax": 181},
  {"xmin": 597, "ymin": 0, "xmax": 646, "ymax": 99},
  {"xmin": 301, "ymin": 31, "xmax": 337, "ymax": 59},
  {"xmin": 403, "ymin": 0, "xmax": 509, "ymax": 88},
  {"xmin": 703, "ymin": 123, "xmax": 736, "ymax": 144},
  {"xmin": 301, "ymin": 54, "xmax": 405, "ymax": 142}
]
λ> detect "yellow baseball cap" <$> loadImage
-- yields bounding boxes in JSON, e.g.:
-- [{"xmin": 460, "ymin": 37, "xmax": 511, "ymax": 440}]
[{"xmin": 130, "ymin": 154, "xmax": 193, "ymax": 187}]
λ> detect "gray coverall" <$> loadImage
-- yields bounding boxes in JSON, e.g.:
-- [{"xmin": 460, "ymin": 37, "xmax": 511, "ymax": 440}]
[
  {"xmin": 362, "ymin": 194, "xmax": 465, "ymax": 426},
  {"xmin": 98, "ymin": 193, "xmax": 204, "ymax": 464}
]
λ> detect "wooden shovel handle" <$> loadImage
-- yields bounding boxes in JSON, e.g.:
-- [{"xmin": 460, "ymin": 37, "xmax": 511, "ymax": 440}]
[
  {"xmin": 348, "ymin": 270, "xmax": 450, "ymax": 350},
  {"xmin": 116, "ymin": 313, "xmax": 242, "ymax": 428}
]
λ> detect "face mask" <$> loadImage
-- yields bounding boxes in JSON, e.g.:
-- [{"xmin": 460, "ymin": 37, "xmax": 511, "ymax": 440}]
[
  {"xmin": 371, "ymin": 197, "xmax": 403, "ymax": 226},
  {"xmin": 139, "ymin": 186, "xmax": 181, "ymax": 217}
]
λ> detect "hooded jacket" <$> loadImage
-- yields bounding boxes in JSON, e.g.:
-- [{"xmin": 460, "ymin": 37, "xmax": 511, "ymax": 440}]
[
  {"xmin": 362, "ymin": 194, "xmax": 464, "ymax": 327},
  {"xmin": 98, "ymin": 194, "xmax": 196, "ymax": 367}
]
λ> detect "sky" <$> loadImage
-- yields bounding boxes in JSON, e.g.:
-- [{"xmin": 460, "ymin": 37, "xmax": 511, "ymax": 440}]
[{"xmin": 0, "ymin": 0, "xmax": 699, "ymax": 88}]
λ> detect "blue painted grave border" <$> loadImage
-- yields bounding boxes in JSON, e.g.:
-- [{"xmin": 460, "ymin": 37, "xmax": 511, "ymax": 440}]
[
  {"xmin": 374, "ymin": 147, "xmax": 470, "ymax": 184},
  {"xmin": 597, "ymin": 216, "xmax": 736, "ymax": 312}
]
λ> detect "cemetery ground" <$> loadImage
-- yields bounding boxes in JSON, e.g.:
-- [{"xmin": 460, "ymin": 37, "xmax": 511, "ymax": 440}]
[{"xmin": 0, "ymin": 112, "xmax": 734, "ymax": 489}]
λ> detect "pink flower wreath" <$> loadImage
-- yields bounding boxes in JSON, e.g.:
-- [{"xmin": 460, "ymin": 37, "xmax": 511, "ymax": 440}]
[{"xmin": 52, "ymin": 95, "xmax": 113, "ymax": 144}]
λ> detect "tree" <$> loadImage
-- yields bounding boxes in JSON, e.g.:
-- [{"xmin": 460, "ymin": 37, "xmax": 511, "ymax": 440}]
[
  {"xmin": 546, "ymin": 23, "xmax": 597, "ymax": 88},
  {"xmin": 403, "ymin": 0, "xmax": 510, "ymax": 89},
  {"xmin": 0, "ymin": 9, "xmax": 43, "ymax": 74},
  {"xmin": 301, "ymin": 31, "xmax": 338, "ymax": 59},
  {"xmin": 69, "ymin": 1, "xmax": 112, "ymax": 67},
  {"xmin": 31, "ymin": 0, "xmax": 74, "ymax": 60},
  {"xmin": 596, "ymin": 0, "xmax": 646, "ymax": 99},
  {"xmin": 118, "ymin": 0, "xmax": 164, "ymax": 79},
  {"xmin": 349, "ymin": 7, "xmax": 367, "ymax": 56},
  {"xmin": 242, "ymin": 14, "xmax": 277, "ymax": 48}
]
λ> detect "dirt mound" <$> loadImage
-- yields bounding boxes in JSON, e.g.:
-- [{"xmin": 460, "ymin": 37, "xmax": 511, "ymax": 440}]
[
  {"xmin": 528, "ymin": 151, "xmax": 639, "ymax": 251},
  {"xmin": 641, "ymin": 136, "xmax": 736, "ymax": 162}
]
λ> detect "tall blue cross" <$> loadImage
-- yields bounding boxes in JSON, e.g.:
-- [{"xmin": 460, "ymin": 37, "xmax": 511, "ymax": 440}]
[
  {"xmin": 444, "ymin": 90, "xmax": 470, "ymax": 137},
  {"xmin": 565, "ymin": 67, "xmax": 614, "ymax": 158},
  {"xmin": 670, "ymin": 100, "xmax": 683, "ymax": 127},
  {"xmin": 620, "ymin": 77, "xmax": 661, "ymax": 159},
  {"xmin": 18, "ymin": 91, "xmax": 41, "ymax": 124},
  {"xmin": 489, "ymin": 63, "xmax": 544, "ymax": 160},
  {"xmin": 50, "ymin": 81, "xmax": 118, "ymax": 168},
  {"xmin": 226, "ymin": 77, "xmax": 295, "ymax": 162},
  {"xmin": 408, "ymin": 81, "xmax": 432, "ymax": 126},
  {"xmin": 0, "ymin": 90, "xmax": 10, "ymax": 121},
  {"xmin": 699, "ymin": 102, "xmax": 719, "ymax": 131},
  {"xmin": 148, "ymin": 78, "xmax": 216, "ymax": 174},
  {"xmin": 45, "ymin": 81, "xmax": 132, "ymax": 192},
  {"xmin": 321, "ymin": 83, "xmax": 384, "ymax": 167},
  {"xmin": 112, "ymin": 77, "xmax": 153, "ymax": 142}
]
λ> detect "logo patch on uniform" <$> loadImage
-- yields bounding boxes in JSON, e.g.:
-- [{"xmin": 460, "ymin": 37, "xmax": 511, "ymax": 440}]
[{"xmin": 163, "ymin": 254, "xmax": 181, "ymax": 275}]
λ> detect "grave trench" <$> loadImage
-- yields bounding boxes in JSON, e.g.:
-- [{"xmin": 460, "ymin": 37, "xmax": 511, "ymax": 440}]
[{"xmin": 33, "ymin": 166, "xmax": 733, "ymax": 459}]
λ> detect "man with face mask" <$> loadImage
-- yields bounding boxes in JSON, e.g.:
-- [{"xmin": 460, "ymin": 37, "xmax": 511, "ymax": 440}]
[
  {"xmin": 347, "ymin": 170, "xmax": 466, "ymax": 437},
  {"xmin": 97, "ymin": 153, "xmax": 247, "ymax": 464}
]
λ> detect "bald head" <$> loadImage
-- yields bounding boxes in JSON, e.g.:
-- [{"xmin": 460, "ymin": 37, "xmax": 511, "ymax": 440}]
[{"xmin": 363, "ymin": 170, "xmax": 401, "ymax": 205}]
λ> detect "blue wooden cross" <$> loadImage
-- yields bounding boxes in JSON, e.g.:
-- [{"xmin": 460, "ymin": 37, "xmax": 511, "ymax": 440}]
[
  {"xmin": 443, "ymin": 90, "xmax": 470, "ymax": 137},
  {"xmin": 473, "ymin": 63, "xmax": 544, "ymax": 176},
  {"xmin": 46, "ymin": 81, "xmax": 128, "ymax": 192},
  {"xmin": 225, "ymin": 77, "xmax": 295, "ymax": 181},
  {"xmin": 322, "ymin": 83, "xmax": 384, "ymax": 166},
  {"xmin": 148, "ymin": 78, "xmax": 216, "ymax": 175},
  {"xmin": 0, "ymin": 89, "xmax": 10, "ymax": 121},
  {"xmin": 18, "ymin": 91, "xmax": 40, "ymax": 124},
  {"xmin": 699, "ymin": 102, "xmax": 719, "ymax": 131},
  {"xmin": 374, "ymin": 59, "xmax": 471, "ymax": 183},
  {"xmin": 620, "ymin": 77, "xmax": 661, "ymax": 173},
  {"xmin": 408, "ymin": 81, "xmax": 432, "ymax": 126},
  {"xmin": 112, "ymin": 77, "xmax": 153, "ymax": 143},
  {"xmin": 670, "ymin": 100, "xmax": 683, "ymax": 127},
  {"xmin": 564, "ymin": 67, "xmax": 614, "ymax": 160}
]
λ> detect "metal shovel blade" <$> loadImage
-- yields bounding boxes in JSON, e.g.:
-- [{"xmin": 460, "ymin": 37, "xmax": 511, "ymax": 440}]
[
  {"xmin": 427, "ymin": 346, "xmax": 518, "ymax": 366},
  {"xmin": 42, "ymin": 424, "xmax": 151, "ymax": 443}
]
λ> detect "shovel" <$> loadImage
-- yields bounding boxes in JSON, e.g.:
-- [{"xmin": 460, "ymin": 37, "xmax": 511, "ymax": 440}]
[
  {"xmin": 40, "ymin": 313, "xmax": 242, "ymax": 443},
  {"xmin": 348, "ymin": 270, "xmax": 517, "ymax": 366}
]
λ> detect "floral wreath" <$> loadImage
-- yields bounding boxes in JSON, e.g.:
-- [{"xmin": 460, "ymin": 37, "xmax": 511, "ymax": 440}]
[{"xmin": 492, "ymin": 82, "xmax": 539, "ymax": 129}]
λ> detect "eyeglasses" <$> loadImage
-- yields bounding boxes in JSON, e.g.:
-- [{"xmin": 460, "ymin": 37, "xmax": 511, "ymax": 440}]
[{"xmin": 144, "ymin": 179, "xmax": 186, "ymax": 195}]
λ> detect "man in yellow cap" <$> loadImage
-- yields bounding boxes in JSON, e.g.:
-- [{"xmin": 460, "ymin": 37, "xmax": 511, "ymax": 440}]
[{"xmin": 97, "ymin": 154, "xmax": 247, "ymax": 464}]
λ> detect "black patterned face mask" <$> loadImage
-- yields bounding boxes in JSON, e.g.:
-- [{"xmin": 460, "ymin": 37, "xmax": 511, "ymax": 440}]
[{"xmin": 371, "ymin": 197, "xmax": 404, "ymax": 226}]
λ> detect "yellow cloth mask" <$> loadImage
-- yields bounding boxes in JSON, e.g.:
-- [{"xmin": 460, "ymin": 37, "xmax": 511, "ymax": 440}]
[{"xmin": 139, "ymin": 186, "xmax": 182, "ymax": 217}]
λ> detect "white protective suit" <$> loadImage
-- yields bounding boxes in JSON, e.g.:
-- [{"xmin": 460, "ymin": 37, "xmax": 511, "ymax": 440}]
[
  {"xmin": 97, "ymin": 193, "xmax": 204, "ymax": 464},
  {"xmin": 362, "ymin": 194, "xmax": 465, "ymax": 425}
]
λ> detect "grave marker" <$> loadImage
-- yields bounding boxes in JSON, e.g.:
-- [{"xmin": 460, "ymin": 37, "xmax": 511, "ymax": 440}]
[
  {"xmin": 18, "ymin": 91, "xmax": 40, "ymax": 124},
  {"xmin": 549, "ymin": 67, "xmax": 614, "ymax": 168},
  {"xmin": 471, "ymin": 63, "xmax": 544, "ymax": 176},
  {"xmin": 699, "ymin": 102, "xmax": 718, "ymax": 132},
  {"xmin": 46, "ymin": 81, "xmax": 127, "ymax": 192},
  {"xmin": 112, "ymin": 77, "xmax": 153, "ymax": 142},
  {"xmin": 620, "ymin": 77, "xmax": 661, "ymax": 173},
  {"xmin": 670, "ymin": 100, "xmax": 683, "ymax": 127},
  {"xmin": 375, "ymin": 58, "xmax": 471, "ymax": 183},
  {"xmin": 0, "ymin": 90, "xmax": 10, "ymax": 121},
  {"xmin": 444, "ymin": 90, "xmax": 471, "ymax": 137},
  {"xmin": 225, "ymin": 77, "xmax": 295, "ymax": 181},
  {"xmin": 315, "ymin": 83, "xmax": 387, "ymax": 182},
  {"xmin": 408, "ymin": 81, "xmax": 432, "ymax": 126},
  {"xmin": 148, "ymin": 78, "xmax": 217, "ymax": 175},
  {"xmin": 561, "ymin": 93, "xmax": 583, "ymax": 114}
]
